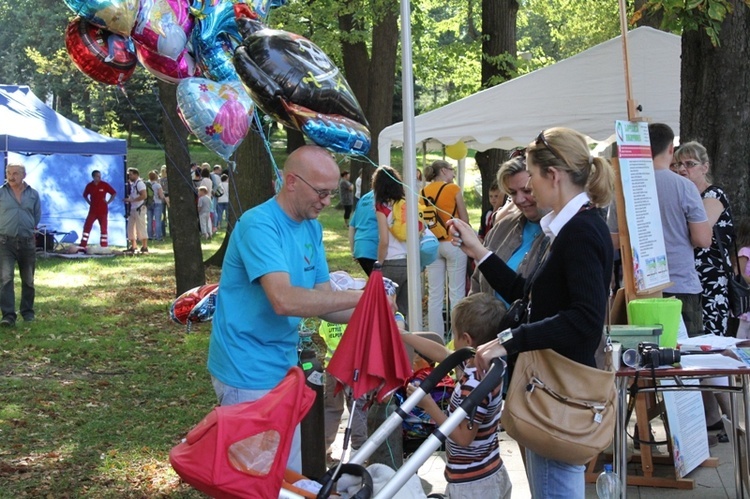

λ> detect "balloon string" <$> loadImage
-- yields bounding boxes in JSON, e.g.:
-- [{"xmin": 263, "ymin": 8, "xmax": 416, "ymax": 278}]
[
  {"xmin": 118, "ymin": 86, "xmax": 199, "ymax": 197},
  {"xmin": 251, "ymin": 110, "xmax": 284, "ymax": 193},
  {"xmin": 357, "ymin": 155, "xmax": 459, "ymax": 222}
]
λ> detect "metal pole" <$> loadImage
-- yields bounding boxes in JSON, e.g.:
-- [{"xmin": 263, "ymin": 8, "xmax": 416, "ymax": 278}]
[{"xmin": 400, "ymin": 0, "xmax": 422, "ymax": 329}]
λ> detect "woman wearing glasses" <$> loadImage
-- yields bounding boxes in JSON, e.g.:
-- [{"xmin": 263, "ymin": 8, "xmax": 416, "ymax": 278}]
[
  {"xmin": 672, "ymin": 141, "xmax": 734, "ymax": 441},
  {"xmin": 448, "ymin": 128, "xmax": 614, "ymax": 498},
  {"xmin": 422, "ymin": 160, "xmax": 471, "ymax": 340},
  {"xmin": 671, "ymin": 142, "xmax": 735, "ymax": 337}
]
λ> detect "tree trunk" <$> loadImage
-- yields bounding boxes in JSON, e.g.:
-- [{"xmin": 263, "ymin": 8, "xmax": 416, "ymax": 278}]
[
  {"xmin": 477, "ymin": 0, "xmax": 518, "ymax": 216},
  {"xmin": 679, "ymin": 2, "xmax": 750, "ymax": 219},
  {"xmin": 158, "ymin": 80, "xmax": 206, "ymax": 295},
  {"xmin": 364, "ymin": 3, "xmax": 399, "ymax": 165},
  {"xmin": 286, "ymin": 127, "xmax": 306, "ymax": 153},
  {"xmin": 634, "ymin": 0, "xmax": 664, "ymax": 28},
  {"xmin": 204, "ymin": 127, "xmax": 276, "ymax": 268}
]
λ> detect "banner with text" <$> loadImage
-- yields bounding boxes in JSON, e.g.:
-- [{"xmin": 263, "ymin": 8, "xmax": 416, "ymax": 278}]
[{"xmin": 615, "ymin": 120, "xmax": 670, "ymax": 292}]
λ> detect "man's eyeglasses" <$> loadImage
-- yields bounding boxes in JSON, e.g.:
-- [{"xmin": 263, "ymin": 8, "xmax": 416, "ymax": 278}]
[
  {"xmin": 535, "ymin": 130, "xmax": 566, "ymax": 164},
  {"xmin": 670, "ymin": 160, "xmax": 702, "ymax": 171},
  {"xmin": 293, "ymin": 173, "xmax": 338, "ymax": 199}
]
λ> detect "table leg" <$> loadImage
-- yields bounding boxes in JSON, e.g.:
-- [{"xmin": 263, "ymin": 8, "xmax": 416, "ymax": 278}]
[
  {"xmin": 616, "ymin": 376, "xmax": 628, "ymax": 499},
  {"xmin": 742, "ymin": 374, "xmax": 750, "ymax": 498}
]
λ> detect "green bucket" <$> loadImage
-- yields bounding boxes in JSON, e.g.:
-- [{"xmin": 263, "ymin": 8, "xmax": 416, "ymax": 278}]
[{"xmin": 627, "ymin": 298, "xmax": 682, "ymax": 348}]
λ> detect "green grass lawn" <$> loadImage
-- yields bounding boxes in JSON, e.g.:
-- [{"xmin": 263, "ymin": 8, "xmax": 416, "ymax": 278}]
[{"xmin": 0, "ymin": 172, "xmax": 482, "ymax": 496}]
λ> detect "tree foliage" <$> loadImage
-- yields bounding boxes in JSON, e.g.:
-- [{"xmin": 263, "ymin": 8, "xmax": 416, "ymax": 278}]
[{"xmin": 635, "ymin": 0, "xmax": 750, "ymax": 45}]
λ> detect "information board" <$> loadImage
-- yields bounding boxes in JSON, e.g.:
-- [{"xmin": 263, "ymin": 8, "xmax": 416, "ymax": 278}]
[{"xmin": 615, "ymin": 120, "xmax": 670, "ymax": 292}]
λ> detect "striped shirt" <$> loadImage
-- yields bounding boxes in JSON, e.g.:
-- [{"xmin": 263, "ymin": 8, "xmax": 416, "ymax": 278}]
[{"xmin": 444, "ymin": 366, "xmax": 503, "ymax": 483}]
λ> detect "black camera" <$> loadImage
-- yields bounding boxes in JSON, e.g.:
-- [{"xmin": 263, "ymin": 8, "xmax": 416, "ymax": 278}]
[{"xmin": 638, "ymin": 341, "xmax": 681, "ymax": 367}]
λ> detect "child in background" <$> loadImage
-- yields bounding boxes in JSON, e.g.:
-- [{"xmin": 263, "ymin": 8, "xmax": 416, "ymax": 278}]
[
  {"xmin": 197, "ymin": 186, "xmax": 212, "ymax": 240},
  {"xmin": 400, "ymin": 293, "xmax": 511, "ymax": 499},
  {"xmin": 736, "ymin": 217, "xmax": 750, "ymax": 339},
  {"xmin": 478, "ymin": 181, "xmax": 504, "ymax": 241}
]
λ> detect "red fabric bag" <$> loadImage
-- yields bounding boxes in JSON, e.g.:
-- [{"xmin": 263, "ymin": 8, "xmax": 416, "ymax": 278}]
[{"xmin": 169, "ymin": 367, "xmax": 316, "ymax": 498}]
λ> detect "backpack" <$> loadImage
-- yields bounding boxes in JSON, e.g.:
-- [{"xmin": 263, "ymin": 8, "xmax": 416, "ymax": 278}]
[
  {"xmin": 211, "ymin": 174, "xmax": 224, "ymax": 197},
  {"xmin": 386, "ymin": 199, "xmax": 423, "ymax": 242},
  {"xmin": 419, "ymin": 184, "xmax": 450, "ymax": 240},
  {"xmin": 145, "ymin": 181, "xmax": 155, "ymax": 207}
]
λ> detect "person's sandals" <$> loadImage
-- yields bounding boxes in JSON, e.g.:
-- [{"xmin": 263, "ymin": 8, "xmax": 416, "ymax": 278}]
[{"xmin": 140, "ymin": 247, "xmax": 149, "ymax": 253}]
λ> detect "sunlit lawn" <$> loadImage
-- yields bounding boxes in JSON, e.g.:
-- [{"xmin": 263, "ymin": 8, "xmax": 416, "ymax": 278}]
[{"xmin": 0, "ymin": 170, "xmax": 481, "ymax": 496}]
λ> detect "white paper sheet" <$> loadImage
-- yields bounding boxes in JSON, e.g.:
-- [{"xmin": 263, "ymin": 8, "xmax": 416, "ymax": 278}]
[{"xmin": 678, "ymin": 353, "xmax": 748, "ymax": 369}]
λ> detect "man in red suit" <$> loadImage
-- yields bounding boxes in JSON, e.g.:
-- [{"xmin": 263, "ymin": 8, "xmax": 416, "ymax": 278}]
[{"xmin": 81, "ymin": 170, "xmax": 117, "ymax": 248}]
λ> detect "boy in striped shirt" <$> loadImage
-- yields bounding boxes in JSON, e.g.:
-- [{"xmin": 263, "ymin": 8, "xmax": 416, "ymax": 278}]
[{"xmin": 401, "ymin": 293, "xmax": 511, "ymax": 498}]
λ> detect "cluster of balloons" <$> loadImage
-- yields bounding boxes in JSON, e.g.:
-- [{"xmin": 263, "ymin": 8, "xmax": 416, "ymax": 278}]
[
  {"xmin": 170, "ymin": 283, "xmax": 219, "ymax": 331},
  {"xmin": 62, "ymin": 0, "xmax": 371, "ymax": 158}
]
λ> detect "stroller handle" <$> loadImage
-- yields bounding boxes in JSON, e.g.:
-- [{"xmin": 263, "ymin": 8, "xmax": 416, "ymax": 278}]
[
  {"xmin": 417, "ymin": 347, "xmax": 475, "ymax": 394},
  {"xmin": 458, "ymin": 357, "xmax": 506, "ymax": 413}
]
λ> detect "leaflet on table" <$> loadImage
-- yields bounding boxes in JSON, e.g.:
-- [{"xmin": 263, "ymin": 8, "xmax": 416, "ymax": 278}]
[
  {"xmin": 677, "ymin": 334, "xmax": 749, "ymax": 352},
  {"xmin": 733, "ymin": 346, "xmax": 750, "ymax": 367},
  {"xmin": 679, "ymin": 353, "xmax": 747, "ymax": 370}
]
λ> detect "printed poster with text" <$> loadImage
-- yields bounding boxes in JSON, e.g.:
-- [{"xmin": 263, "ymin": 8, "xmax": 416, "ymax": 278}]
[{"xmin": 615, "ymin": 120, "xmax": 670, "ymax": 292}]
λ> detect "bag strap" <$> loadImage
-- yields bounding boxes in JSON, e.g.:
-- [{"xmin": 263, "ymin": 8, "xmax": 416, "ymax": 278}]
[
  {"xmin": 521, "ymin": 236, "xmax": 551, "ymax": 298},
  {"xmin": 422, "ymin": 183, "xmax": 451, "ymax": 229},
  {"xmin": 713, "ymin": 225, "xmax": 739, "ymax": 277}
]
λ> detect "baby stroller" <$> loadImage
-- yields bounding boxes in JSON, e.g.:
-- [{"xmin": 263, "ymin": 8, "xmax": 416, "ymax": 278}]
[{"xmin": 170, "ymin": 349, "xmax": 505, "ymax": 498}]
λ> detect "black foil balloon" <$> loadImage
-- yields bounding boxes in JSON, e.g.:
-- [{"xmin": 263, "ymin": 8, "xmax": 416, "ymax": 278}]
[{"xmin": 233, "ymin": 4, "xmax": 369, "ymax": 154}]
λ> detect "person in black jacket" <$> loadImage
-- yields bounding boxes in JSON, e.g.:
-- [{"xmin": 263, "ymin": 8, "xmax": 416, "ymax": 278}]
[{"xmin": 447, "ymin": 127, "xmax": 614, "ymax": 498}]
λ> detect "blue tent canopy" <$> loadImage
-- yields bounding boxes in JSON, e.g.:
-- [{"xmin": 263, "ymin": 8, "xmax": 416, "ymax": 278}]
[
  {"xmin": 0, "ymin": 85, "xmax": 127, "ymax": 155},
  {"xmin": 0, "ymin": 84, "xmax": 127, "ymax": 247}
]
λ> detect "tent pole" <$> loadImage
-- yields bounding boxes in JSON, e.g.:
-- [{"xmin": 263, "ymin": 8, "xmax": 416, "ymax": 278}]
[
  {"xmin": 618, "ymin": 0, "xmax": 640, "ymax": 121},
  {"xmin": 400, "ymin": 0, "xmax": 422, "ymax": 329}
]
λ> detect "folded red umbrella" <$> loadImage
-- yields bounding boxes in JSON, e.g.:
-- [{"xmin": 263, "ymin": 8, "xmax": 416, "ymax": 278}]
[{"xmin": 326, "ymin": 267, "xmax": 413, "ymax": 402}]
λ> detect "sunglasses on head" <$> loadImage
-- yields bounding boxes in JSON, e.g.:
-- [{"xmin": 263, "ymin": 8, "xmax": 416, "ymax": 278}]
[{"xmin": 535, "ymin": 130, "xmax": 567, "ymax": 164}]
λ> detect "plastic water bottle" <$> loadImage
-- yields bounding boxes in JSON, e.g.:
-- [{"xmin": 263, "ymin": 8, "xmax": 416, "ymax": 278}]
[{"xmin": 596, "ymin": 463, "xmax": 621, "ymax": 498}]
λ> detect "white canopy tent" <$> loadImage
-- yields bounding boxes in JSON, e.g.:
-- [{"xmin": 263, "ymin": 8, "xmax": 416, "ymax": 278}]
[{"xmin": 378, "ymin": 26, "xmax": 681, "ymax": 164}]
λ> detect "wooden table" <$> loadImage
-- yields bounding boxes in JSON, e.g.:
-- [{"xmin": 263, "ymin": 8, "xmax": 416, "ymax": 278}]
[{"xmin": 615, "ymin": 365, "xmax": 750, "ymax": 498}]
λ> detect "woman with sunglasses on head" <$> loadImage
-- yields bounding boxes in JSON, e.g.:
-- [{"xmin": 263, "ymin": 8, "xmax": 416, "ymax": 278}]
[
  {"xmin": 422, "ymin": 160, "xmax": 471, "ymax": 340},
  {"xmin": 447, "ymin": 128, "xmax": 614, "ymax": 498}
]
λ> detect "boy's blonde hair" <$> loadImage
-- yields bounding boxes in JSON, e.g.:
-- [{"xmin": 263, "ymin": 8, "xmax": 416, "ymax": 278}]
[
  {"xmin": 198, "ymin": 186, "xmax": 209, "ymax": 194},
  {"xmin": 452, "ymin": 293, "xmax": 507, "ymax": 346}
]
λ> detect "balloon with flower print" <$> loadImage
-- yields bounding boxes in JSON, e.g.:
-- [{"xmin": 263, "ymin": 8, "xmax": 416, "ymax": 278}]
[{"xmin": 176, "ymin": 78, "xmax": 255, "ymax": 160}]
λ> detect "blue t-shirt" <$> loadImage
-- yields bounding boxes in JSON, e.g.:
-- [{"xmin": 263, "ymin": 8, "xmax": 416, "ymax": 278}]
[
  {"xmin": 349, "ymin": 190, "xmax": 378, "ymax": 260},
  {"xmin": 496, "ymin": 220, "xmax": 542, "ymax": 306},
  {"xmin": 207, "ymin": 197, "xmax": 330, "ymax": 390}
]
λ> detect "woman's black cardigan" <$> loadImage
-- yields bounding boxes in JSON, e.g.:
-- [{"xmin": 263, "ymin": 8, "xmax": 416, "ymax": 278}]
[{"xmin": 478, "ymin": 208, "xmax": 613, "ymax": 368}]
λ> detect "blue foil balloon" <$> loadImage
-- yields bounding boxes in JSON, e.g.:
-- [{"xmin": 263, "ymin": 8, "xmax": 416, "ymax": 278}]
[
  {"xmin": 176, "ymin": 78, "xmax": 255, "ymax": 160},
  {"xmin": 190, "ymin": 0, "xmax": 243, "ymax": 81},
  {"xmin": 64, "ymin": 0, "xmax": 140, "ymax": 36},
  {"xmin": 252, "ymin": 0, "xmax": 287, "ymax": 18},
  {"xmin": 187, "ymin": 287, "xmax": 218, "ymax": 323}
]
